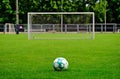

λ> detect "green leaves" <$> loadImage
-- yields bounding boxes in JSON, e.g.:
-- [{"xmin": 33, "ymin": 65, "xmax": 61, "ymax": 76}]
[
  {"xmin": 2, "ymin": 0, "xmax": 9, "ymax": 3},
  {"xmin": 0, "ymin": 0, "xmax": 120, "ymax": 23},
  {"xmin": 92, "ymin": 0, "xmax": 108, "ymax": 22},
  {"xmin": 0, "ymin": 0, "xmax": 13, "ymax": 23}
]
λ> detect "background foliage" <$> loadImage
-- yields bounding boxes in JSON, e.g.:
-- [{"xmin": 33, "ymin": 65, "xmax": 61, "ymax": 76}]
[{"xmin": 0, "ymin": 0, "xmax": 120, "ymax": 24}]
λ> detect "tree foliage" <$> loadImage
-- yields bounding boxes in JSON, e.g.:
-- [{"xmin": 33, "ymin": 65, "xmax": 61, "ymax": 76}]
[
  {"xmin": 0, "ymin": 0, "xmax": 120, "ymax": 24},
  {"xmin": 107, "ymin": 0, "xmax": 120, "ymax": 23},
  {"xmin": 0, "ymin": 0, "xmax": 13, "ymax": 23}
]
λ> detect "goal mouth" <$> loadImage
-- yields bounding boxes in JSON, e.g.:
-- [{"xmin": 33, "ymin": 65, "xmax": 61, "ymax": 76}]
[
  {"xmin": 31, "ymin": 33, "xmax": 93, "ymax": 40},
  {"xmin": 4, "ymin": 23, "xmax": 15, "ymax": 34},
  {"xmin": 28, "ymin": 12, "xmax": 95, "ymax": 40}
]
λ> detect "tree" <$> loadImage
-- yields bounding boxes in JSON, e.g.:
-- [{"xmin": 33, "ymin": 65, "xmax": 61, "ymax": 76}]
[
  {"xmin": 0, "ymin": 0, "xmax": 13, "ymax": 23},
  {"xmin": 107, "ymin": 0, "xmax": 120, "ymax": 23},
  {"xmin": 93, "ymin": 0, "xmax": 108, "ymax": 23},
  {"xmin": 0, "ymin": 0, "xmax": 120, "ymax": 24}
]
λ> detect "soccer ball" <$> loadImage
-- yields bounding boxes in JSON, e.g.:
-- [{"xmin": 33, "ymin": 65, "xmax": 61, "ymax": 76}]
[{"xmin": 53, "ymin": 57, "xmax": 69, "ymax": 71}]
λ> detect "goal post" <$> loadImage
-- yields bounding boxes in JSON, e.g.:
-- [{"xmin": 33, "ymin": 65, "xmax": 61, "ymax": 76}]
[{"xmin": 28, "ymin": 12, "xmax": 95, "ymax": 39}]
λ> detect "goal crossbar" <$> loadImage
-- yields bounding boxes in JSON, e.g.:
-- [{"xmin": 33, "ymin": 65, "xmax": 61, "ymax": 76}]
[{"xmin": 28, "ymin": 12, "xmax": 94, "ymax": 15}]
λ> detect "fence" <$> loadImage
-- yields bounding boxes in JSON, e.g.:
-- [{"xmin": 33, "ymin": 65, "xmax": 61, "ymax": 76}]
[{"xmin": 0, "ymin": 23, "xmax": 120, "ymax": 33}]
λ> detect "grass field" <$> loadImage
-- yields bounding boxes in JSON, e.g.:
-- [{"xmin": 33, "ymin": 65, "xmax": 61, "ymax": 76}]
[{"xmin": 0, "ymin": 33, "xmax": 120, "ymax": 79}]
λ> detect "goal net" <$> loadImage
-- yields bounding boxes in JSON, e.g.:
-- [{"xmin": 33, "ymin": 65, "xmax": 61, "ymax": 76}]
[
  {"xmin": 4, "ymin": 23, "xmax": 15, "ymax": 34},
  {"xmin": 28, "ymin": 12, "xmax": 95, "ymax": 39}
]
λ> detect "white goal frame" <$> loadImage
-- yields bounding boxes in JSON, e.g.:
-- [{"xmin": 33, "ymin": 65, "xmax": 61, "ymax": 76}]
[
  {"xmin": 28, "ymin": 12, "xmax": 95, "ymax": 39},
  {"xmin": 4, "ymin": 23, "xmax": 15, "ymax": 34}
]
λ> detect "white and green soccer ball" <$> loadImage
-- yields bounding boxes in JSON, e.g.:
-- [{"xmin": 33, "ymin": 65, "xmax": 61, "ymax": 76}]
[{"xmin": 53, "ymin": 57, "xmax": 69, "ymax": 71}]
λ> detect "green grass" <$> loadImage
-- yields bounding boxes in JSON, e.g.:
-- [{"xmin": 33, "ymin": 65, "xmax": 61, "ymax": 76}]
[
  {"xmin": 0, "ymin": 33, "xmax": 120, "ymax": 79},
  {"xmin": 32, "ymin": 33, "xmax": 92, "ymax": 39}
]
